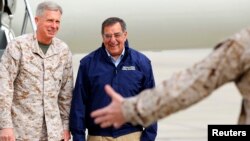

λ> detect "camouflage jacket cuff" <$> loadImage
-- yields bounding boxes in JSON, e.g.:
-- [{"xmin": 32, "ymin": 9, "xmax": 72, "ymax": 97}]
[
  {"xmin": 0, "ymin": 113, "xmax": 13, "ymax": 129},
  {"xmin": 122, "ymin": 97, "xmax": 145, "ymax": 126},
  {"xmin": 62, "ymin": 120, "xmax": 70, "ymax": 130}
]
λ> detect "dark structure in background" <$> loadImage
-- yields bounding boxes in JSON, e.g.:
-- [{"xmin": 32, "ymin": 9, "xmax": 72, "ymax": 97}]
[
  {"xmin": 0, "ymin": 0, "xmax": 35, "ymax": 58},
  {"xmin": 0, "ymin": 0, "xmax": 16, "ymax": 57}
]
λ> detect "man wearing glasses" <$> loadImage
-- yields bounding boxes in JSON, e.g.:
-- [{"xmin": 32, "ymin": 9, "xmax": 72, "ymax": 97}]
[{"xmin": 70, "ymin": 17, "xmax": 157, "ymax": 141}]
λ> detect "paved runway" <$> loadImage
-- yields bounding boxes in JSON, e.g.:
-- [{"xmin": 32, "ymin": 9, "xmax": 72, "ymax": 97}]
[{"xmin": 73, "ymin": 48, "xmax": 242, "ymax": 141}]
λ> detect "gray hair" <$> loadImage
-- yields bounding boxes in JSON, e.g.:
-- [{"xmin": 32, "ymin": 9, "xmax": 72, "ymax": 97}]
[
  {"xmin": 101, "ymin": 17, "xmax": 127, "ymax": 34},
  {"xmin": 36, "ymin": 1, "xmax": 63, "ymax": 16}
]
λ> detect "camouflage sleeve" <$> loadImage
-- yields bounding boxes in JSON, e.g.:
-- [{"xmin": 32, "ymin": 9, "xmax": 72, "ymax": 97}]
[
  {"xmin": 58, "ymin": 48, "xmax": 74, "ymax": 130},
  {"xmin": 121, "ymin": 28, "xmax": 250, "ymax": 127},
  {"xmin": 0, "ymin": 41, "xmax": 21, "ymax": 129}
]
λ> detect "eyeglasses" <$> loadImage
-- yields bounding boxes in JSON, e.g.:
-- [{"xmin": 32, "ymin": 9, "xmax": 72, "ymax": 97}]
[{"xmin": 103, "ymin": 32, "xmax": 124, "ymax": 40}]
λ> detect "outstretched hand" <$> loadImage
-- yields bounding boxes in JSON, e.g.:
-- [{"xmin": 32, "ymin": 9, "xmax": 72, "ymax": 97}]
[{"xmin": 91, "ymin": 85, "xmax": 126, "ymax": 128}]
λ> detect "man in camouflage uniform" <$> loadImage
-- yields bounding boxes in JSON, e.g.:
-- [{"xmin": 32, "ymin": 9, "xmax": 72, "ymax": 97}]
[
  {"xmin": 0, "ymin": 1, "xmax": 73, "ymax": 141},
  {"xmin": 91, "ymin": 27, "xmax": 250, "ymax": 128}
]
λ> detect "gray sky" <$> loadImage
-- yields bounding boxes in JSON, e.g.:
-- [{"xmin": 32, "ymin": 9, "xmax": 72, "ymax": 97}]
[{"xmin": 9, "ymin": 0, "xmax": 250, "ymax": 53}]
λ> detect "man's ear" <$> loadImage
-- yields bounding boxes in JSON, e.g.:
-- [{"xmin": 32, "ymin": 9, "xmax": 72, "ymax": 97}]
[{"xmin": 35, "ymin": 17, "xmax": 39, "ymax": 24}]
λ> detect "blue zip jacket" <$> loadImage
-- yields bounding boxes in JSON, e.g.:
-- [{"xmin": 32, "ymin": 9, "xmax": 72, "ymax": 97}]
[{"xmin": 70, "ymin": 41, "xmax": 157, "ymax": 141}]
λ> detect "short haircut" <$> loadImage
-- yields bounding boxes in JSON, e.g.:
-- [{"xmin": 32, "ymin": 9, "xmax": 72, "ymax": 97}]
[
  {"xmin": 36, "ymin": 1, "xmax": 63, "ymax": 16},
  {"xmin": 101, "ymin": 17, "xmax": 127, "ymax": 34}
]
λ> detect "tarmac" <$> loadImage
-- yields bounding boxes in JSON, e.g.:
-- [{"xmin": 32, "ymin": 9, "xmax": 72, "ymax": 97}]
[{"xmin": 72, "ymin": 48, "xmax": 242, "ymax": 141}]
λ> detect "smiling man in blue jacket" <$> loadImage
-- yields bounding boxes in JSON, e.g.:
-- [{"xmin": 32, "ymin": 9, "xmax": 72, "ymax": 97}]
[{"xmin": 70, "ymin": 17, "xmax": 157, "ymax": 141}]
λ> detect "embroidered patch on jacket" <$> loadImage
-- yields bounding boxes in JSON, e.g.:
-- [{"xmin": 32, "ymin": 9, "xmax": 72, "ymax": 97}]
[{"xmin": 122, "ymin": 66, "xmax": 136, "ymax": 70}]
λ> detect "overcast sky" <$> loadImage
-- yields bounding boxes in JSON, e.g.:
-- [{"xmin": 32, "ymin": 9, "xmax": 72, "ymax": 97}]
[{"xmin": 9, "ymin": 0, "xmax": 250, "ymax": 53}]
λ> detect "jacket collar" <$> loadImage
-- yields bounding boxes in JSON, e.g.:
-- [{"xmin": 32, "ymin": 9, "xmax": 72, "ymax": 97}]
[{"xmin": 31, "ymin": 34, "xmax": 59, "ymax": 58}]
